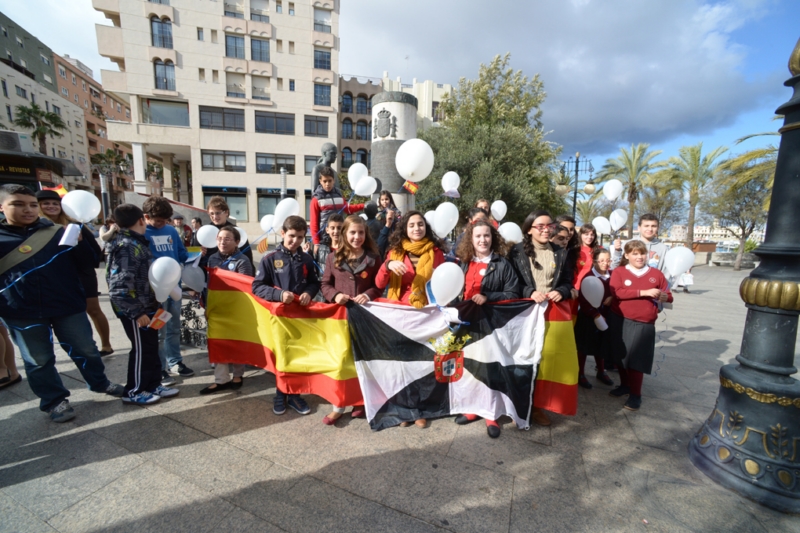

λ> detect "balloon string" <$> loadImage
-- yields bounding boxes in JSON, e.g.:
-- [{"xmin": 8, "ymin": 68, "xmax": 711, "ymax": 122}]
[
  {"xmin": 0, "ymin": 238, "xmax": 77, "ymax": 295},
  {"xmin": 7, "ymin": 323, "xmax": 81, "ymax": 368}
]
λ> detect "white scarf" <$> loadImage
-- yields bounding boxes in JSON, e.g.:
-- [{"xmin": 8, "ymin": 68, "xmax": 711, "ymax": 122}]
[
  {"xmin": 625, "ymin": 264, "xmax": 650, "ymax": 277},
  {"xmin": 592, "ymin": 266, "xmax": 610, "ymax": 280}
]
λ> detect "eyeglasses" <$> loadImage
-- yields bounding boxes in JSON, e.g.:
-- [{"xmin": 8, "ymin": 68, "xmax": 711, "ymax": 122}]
[{"xmin": 531, "ymin": 224, "xmax": 557, "ymax": 232}]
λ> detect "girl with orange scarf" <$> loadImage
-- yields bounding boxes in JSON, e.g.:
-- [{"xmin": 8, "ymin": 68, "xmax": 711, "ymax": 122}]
[{"xmin": 375, "ymin": 210, "xmax": 446, "ymax": 427}]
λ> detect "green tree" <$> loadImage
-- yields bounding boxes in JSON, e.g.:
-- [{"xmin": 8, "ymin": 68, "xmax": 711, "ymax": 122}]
[
  {"xmin": 575, "ymin": 197, "xmax": 601, "ymax": 226},
  {"xmin": 13, "ymin": 102, "xmax": 67, "ymax": 155},
  {"xmin": 416, "ymin": 53, "xmax": 563, "ymax": 222},
  {"xmin": 635, "ymin": 182, "xmax": 685, "ymax": 234},
  {"xmin": 596, "ymin": 143, "xmax": 665, "ymax": 239},
  {"xmin": 661, "ymin": 142, "xmax": 728, "ymax": 247}
]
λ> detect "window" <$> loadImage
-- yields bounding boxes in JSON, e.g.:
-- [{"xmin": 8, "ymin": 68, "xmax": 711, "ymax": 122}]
[
  {"xmin": 84, "ymin": 99, "xmax": 88, "ymax": 107},
  {"xmin": 19, "ymin": 59, "xmax": 26, "ymax": 68},
  {"xmin": 356, "ymin": 121, "xmax": 369, "ymax": 140},
  {"xmin": 46, "ymin": 101, "xmax": 50, "ymax": 111},
  {"xmin": 43, "ymin": 74, "xmax": 52, "ymax": 83},
  {"xmin": 117, "ymin": 103, "xmax": 121, "ymax": 112},
  {"xmin": 341, "ymin": 119, "xmax": 352, "ymax": 139},
  {"xmin": 149, "ymin": 0, "xmax": 170, "ymax": 4},
  {"xmin": 212, "ymin": 70, "xmax": 219, "ymax": 83},
  {"xmin": 72, "ymin": 74, "xmax": 76, "ymax": 85},
  {"xmin": 314, "ymin": 49, "xmax": 331, "ymax": 70},
  {"xmin": 199, "ymin": 106, "xmax": 244, "ymax": 131},
  {"xmin": 16, "ymin": 36, "xmax": 23, "ymax": 48},
  {"xmin": 314, "ymin": 84, "xmax": 331, "ymax": 106},
  {"xmin": 75, "ymin": 120, "xmax": 82, "ymax": 127},
  {"xmin": 40, "ymin": 54, "xmax": 50, "ymax": 66},
  {"xmin": 82, "ymin": 81, "xmax": 86, "ymax": 91},
  {"xmin": 288, "ymin": 41, "xmax": 295, "ymax": 54},
  {"xmin": 277, "ymin": 78, "xmax": 283, "ymax": 90},
  {"xmin": 276, "ymin": 40, "xmax": 283, "ymax": 53},
  {"xmin": 154, "ymin": 60, "xmax": 176, "ymax": 90},
  {"xmin": 103, "ymin": 95, "xmax": 107, "ymax": 103},
  {"xmin": 30, "ymin": 92, "xmax": 35, "ymax": 104},
  {"xmin": 341, "ymin": 93, "xmax": 353, "ymax": 113},
  {"xmin": 126, "ymin": 108, "xmax": 130, "ymax": 118},
  {"xmin": 61, "ymin": 87, "xmax": 69, "ymax": 96},
  {"xmin": 53, "ymin": 105, "xmax": 61, "ymax": 116},
  {"xmin": 356, "ymin": 96, "xmax": 368, "ymax": 114},
  {"xmin": 199, "ymin": 68, "xmax": 205, "ymax": 81},
  {"xmin": 255, "ymin": 111, "xmax": 294, "ymax": 135},
  {"xmin": 142, "ymin": 98, "xmax": 189, "ymax": 126},
  {"xmin": 256, "ymin": 153, "xmax": 295, "ymax": 174},
  {"xmin": 356, "ymin": 149, "xmax": 368, "ymax": 166},
  {"xmin": 58, "ymin": 65, "xmax": 66, "ymax": 78},
  {"xmin": 251, "ymin": 9, "xmax": 269, "ymax": 22},
  {"xmin": 257, "ymin": 191, "xmax": 281, "ymax": 220},
  {"xmin": 5, "ymin": 105, "xmax": 12, "ymax": 123},
  {"xmin": 1, "ymin": 80, "xmax": 6, "ymax": 97},
  {"xmin": 151, "ymin": 17, "xmax": 173, "ymax": 48},
  {"xmin": 211, "ymin": 30, "xmax": 218, "ymax": 43},
  {"xmin": 204, "ymin": 190, "xmax": 249, "ymax": 221},
  {"xmin": 276, "ymin": 0, "xmax": 282, "ymax": 13},
  {"xmin": 74, "ymin": 94, "xmax": 78, "ymax": 103},
  {"xmin": 305, "ymin": 156, "xmax": 317, "ymax": 175},
  {"xmin": 289, "ymin": 3, "xmax": 295, "ymax": 15},
  {"xmin": 341, "ymin": 148, "xmax": 352, "ymax": 168},
  {"xmin": 305, "ymin": 115, "xmax": 328, "ymax": 137},
  {"xmin": 225, "ymin": 35, "xmax": 245, "ymax": 59},
  {"xmin": 197, "ymin": 28, "xmax": 204, "ymax": 41},
  {"xmin": 289, "ymin": 79, "xmax": 295, "ymax": 91},
  {"xmin": 201, "ymin": 150, "xmax": 246, "ymax": 172},
  {"xmin": 251, "ymin": 38, "xmax": 269, "ymax": 62},
  {"xmin": 1, "ymin": 27, "xmax": 6, "ymax": 37},
  {"xmin": 224, "ymin": 4, "xmax": 244, "ymax": 18},
  {"xmin": 15, "ymin": 86, "xmax": 27, "ymax": 99}
]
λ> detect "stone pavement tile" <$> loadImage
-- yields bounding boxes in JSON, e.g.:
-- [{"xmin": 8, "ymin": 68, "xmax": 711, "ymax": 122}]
[
  {"xmin": 622, "ymin": 397, "xmax": 701, "ymax": 453},
  {"xmin": 378, "ymin": 449, "xmax": 514, "ymax": 533},
  {"xmin": 90, "ymin": 408, "xmax": 211, "ymax": 454},
  {"xmin": 0, "ymin": 395, "xmax": 78, "ymax": 449},
  {"xmin": 551, "ymin": 403, "xmax": 640, "ymax": 449},
  {"xmin": 150, "ymin": 395, "xmax": 277, "ymax": 438},
  {"xmin": 502, "ymin": 417, "xmax": 551, "ymax": 446},
  {"xmin": 0, "ymin": 430, "xmax": 144, "ymax": 521},
  {"xmin": 47, "ymin": 462, "xmax": 235, "ymax": 533},
  {"xmin": 212, "ymin": 507, "xmax": 286, "ymax": 533},
  {"xmin": 582, "ymin": 438, "xmax": 705, "ymax": 485},
  {"xmin": 232, "ymin": 475, "xmax": 446, "ymax": 533},
  {"xmin": 741, "ymin": 496, "xmax": 800, "ymax": 533},
  {"xmin": 0, "ymin": 492, "xmax": 58, "ymax": 533},
  {"xmin": 447, "ymin": 422, "xmax": 588, "ymax": 490}
]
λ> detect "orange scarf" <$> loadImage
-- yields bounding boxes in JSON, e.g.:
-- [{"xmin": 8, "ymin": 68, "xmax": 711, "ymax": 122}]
[{"xmin": 388, "ymin": 238, "xmax": 435, "ymax": 308}]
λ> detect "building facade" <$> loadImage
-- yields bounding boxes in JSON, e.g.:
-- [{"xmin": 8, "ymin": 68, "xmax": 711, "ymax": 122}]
[
  {"xmin": 53, "ymin": 53, "xmax": 133, "ymax": 205},
  {"xmin": 669, "ymin": 223, "xmax": 766, "ymax": 245},
  {"xmin": 381, "ymin": 73, "xmax": 452, "ymax": 131},
  {"xmin": 337, "ymin": 75, "xmax": 380, "ymax": 173},
  {"xmin": 0, "ymin": 13, "xmax": 58, "ymax": 95},
  {"xmin": 94, "ymin": 0, "xmax": 339, "ymax": 238}
]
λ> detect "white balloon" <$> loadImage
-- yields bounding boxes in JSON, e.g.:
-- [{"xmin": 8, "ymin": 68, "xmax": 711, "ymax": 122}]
[
  {"xmin": 592, "ymin": 216, "xmax": 612, "ymax": 235},
  {"xmin": 234, "ymin": 226, "xmax": 248, "ymax": 248},
  {"xmin": 603, "ymin": 179, "xmax": 624, "ymax": 201},
  {"xmin": 430, "ymin": 262, "xmax": 465, "ymax": 306},
  {"xmin": 433, "ymin": 202, "xmax": 459, "ymax": 238},
  {"xmin": 581, "ymin": 276, "xmax": 605, "ymax": 309},
  {"xmin": 61, "ymin": 190, "xmax": 101, "ymax": 223},
  {"xmin": 348, "ymin": 163, "xmax": 368, "ymax": 186},
  {"xmin": 424, "ymin": 210, "xmax": 436, "ymax": 228},
  {"xmin": 490, "ymin": 200, "xmax": 507, "ymax": 221},
  {"xmin": 149, "ymin": 256, "xmax": 182, "ymax": 303},
  {"xmin": 272, "ymin": 198, "xmax": 300, "ymax": 231},
  {"xmin": 395, "ymin": 138, "xmax": 435, "ymax": 183},
  {"xmin": 498, "ymin": 222, "xmax": 523, "ymax": 244},
  {"xmin": 664, "ymin": 246, "xmax": 695, "ymax": 277},
  {"xmin": 354, "ymin": 175, "xmax": 378, "ymax": 196},
  {"xmin": 260, "ymin": 214, "xmax": 275, "ymax": 233},
  {"xmin": 359, "ymin": 213, "xmax": 367, "ymax": 220},
  {"xmin": 196, "ymin": 225, "xmax": 219, "ymax": 248},
  {"xmin": 609, "ymin": 209, "xmax": 628, "ymax": 231},
  {"xmin": 169, "ymin": 285, "xmax": 182, "ymax": 301},
  {"xmin": 181, "ymin": 265, "xmax": 206, "ymax": 292},
  {"xmin": 441, "ymin": 171, "xmax": 460, "ymax": 193}
]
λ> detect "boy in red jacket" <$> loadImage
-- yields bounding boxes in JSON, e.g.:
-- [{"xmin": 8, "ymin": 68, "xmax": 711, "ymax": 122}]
[{"xmin": 309, "ymin": 166, "xmax": 363, "ymax": 255}]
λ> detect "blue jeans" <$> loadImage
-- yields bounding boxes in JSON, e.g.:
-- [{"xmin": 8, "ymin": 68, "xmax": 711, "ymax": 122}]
[
  {"xmin": 5, "ymin": 313, "xmax": 111, "ymax": 411},
  {"xmin": 158, "ymin": 297, "xmax": 183, "ymax": 370}
]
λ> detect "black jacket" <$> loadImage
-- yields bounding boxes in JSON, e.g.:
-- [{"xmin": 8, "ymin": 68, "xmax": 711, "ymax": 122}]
[
  {"xmin": 507, "ymin": 242, "xmax": 574, "ymax": 301},
  {"xmin": 0, "ymin": 218, "xmax": 92, "ymax": 319},
  {"xmin": 199, "ymin": 220, "xmax": 253, "ymax": 268},
  {"xmin": 106, "ymin": 228, "xmax": 159, "ymax": 320},
  {"xmin": 252, "ymin": 244, "xmax": 320, "ymax": 302},
  {"xmin": 458, "ymin": 254, "xmax": 521, "ymax": 302}
]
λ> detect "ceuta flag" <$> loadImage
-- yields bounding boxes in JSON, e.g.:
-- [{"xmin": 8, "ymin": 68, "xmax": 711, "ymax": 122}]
[{"xmin": 349, "ymin": 299, "xmax": 548, "ymax": 430}]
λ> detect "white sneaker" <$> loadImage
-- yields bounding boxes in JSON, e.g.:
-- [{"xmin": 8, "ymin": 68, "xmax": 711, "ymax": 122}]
[
  {"xmin": 122, "ymin": 391, "xmax": 161, "ymax": 405},
  {"xmin": 153, "ymin": 385, "xmax": 179, "ymax": 398}
]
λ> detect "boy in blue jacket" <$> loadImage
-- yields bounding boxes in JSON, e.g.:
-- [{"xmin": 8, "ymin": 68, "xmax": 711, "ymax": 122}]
[
  {"xmin": 0, "ymin": 184, "xmax": 123, "ymax": 423},
  {"xmin": 252, "ymin": 215, "xmax": 320, "ymax": 416},
  {"xmin": 142, "ymin": 196, "xmax": 193, "ymax": 384},
  {"xmin": 106, "ymin": 204, "xmax": 179, "ymax": 404}
]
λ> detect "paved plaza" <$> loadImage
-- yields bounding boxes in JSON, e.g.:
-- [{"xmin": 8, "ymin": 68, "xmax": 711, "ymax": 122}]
[{"xmin": 1, "ymin": 266, "xmax": 799, "ymax": 532}]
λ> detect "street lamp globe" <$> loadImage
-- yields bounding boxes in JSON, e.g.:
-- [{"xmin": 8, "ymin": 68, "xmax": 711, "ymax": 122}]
[{"xmin": 583, "ymin": 181, "xmax": 596, "ymax": 195}]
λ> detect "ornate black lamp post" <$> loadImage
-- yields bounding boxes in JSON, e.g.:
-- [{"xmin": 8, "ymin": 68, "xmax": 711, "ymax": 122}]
[
  {"xmin": 557, "ymin": 152, "xmax": 595, "ymax": 218},
  {"xmin": 688, "ymin": 39, "xmax": 800, "ymax": 513}
]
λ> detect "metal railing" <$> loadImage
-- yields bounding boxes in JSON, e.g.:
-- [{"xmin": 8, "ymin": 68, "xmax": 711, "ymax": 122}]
[
  {"xmin": 252, "ymin": 87, "xmax": 270, "ymax": 101},
  {"xmin": 224, "ymin": 4, "xmax": 244, "ymax": 18},
  {"xmin": 250, "ymin": 9, "xmax": 269, "ymax": 22},
  {"xmin": 226, "ymin": 84, "xmax": 245, "ymax": 98},
  {"xmin": 313, "ymin": 21, "xmax": 331, "ymax": 33}
]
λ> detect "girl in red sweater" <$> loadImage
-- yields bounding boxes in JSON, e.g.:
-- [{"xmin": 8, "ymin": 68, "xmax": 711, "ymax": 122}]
[
  {"xmin": 575, "ymin": 247, "xmax": 614, "ymax": 389},
  {"xmin": 607, "ymin": 240, "xmax": 672, "ymax": 411}
]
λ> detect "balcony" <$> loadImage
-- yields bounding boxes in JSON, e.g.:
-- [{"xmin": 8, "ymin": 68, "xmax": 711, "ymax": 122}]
[
  {"xmin": 92, "ymin": 0, "xmax": 119, "ymax": 18},
  {"xmin": 149, "ymin": 46, "xmax": 177, "ymax": 64},
  {"xmin": 100, "ymin": 70, "xmax": 127, "ymax": 92},
  {"xmin": 224, "ymin": 4, "xmax": 245, "ymax": 18},
  {"xmin": 314, "ymin": 21, "xmax": 331, "ymax": 33},
  {"xmin": 96, "ymin": 24, "xmax": 124, "ymax": 62},
  {"xmin": 226, "ymin": 84, "xmax": 246, "ymax": 98},
  {"xmin": 252, "ymin": 87, "xmax": 270, "ymax": 101},
  {"xmin": 250, "ymin": 8, "xmax": 269, "ymax": 23}
]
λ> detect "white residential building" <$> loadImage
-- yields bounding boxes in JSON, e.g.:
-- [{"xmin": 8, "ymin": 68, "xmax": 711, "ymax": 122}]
[
  {"xmin": 93, "ymin": 0, "xmax": 339, "ymax": 238},
  {"xmin": 381, "ymin": 72, "xmax": 453, "ymax": 131}
]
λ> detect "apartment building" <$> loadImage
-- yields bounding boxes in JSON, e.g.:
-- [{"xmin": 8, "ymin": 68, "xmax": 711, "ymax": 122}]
[
  {"xmin": 53, "ymin": 53, "xmax": 133, "ymax": 205},
  {"xmin": 381, "ymin": 73, "xmax": 452, "ymax": 131},
  {"xmin": 337, "ymin": 74, "xmax": 380, "ymax": 171},
  {"xmin": 93, "ymin": 0, "xmax": 339, "ymax": 238}
]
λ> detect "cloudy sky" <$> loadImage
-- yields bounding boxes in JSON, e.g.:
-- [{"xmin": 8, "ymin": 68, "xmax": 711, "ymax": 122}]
[{"xmin": 1, "ymin": 0, "xmax": 795, "ymax": 166}]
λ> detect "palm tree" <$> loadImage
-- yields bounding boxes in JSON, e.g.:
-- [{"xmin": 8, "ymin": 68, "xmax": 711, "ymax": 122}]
[
  {"xmin": 575, "ymin": 197, "xmax": 601, "ymax": 226},
  {"xmin": 720, "ymin": 146, "xmax": 777, "ymax": 208},
  {"xmin": 596, "ymin": 143, "xmax": 665, "ymax": 238},
  {"xmin": 13, "ymin": 103, "xmax": 67, "ymax": 155},
  {"xmin": 662, "ymin": 142, "xmax": 728, "ymax": 247}
]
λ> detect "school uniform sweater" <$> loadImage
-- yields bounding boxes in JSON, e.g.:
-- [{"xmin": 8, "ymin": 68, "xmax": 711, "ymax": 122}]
[{"xmin": 609, "ymin": 266, "xmax": 672, "ymax": 324}]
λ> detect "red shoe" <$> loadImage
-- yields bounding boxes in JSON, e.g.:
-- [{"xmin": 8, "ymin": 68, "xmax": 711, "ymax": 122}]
[{"xmin": 351, "ymin": 408, "xmax": 365, "ymax": 418}]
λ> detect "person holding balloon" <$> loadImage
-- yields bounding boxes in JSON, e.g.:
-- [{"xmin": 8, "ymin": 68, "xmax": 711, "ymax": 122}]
[
  {"xmin": 607, "ymin": 240, "xmax": 672, "ymax": 411},
  {"xmin": 452, "ymin": 219, "xmax": 520, "ymax": 438},
  {"xmin": 507, "ymin": 210, "xmax": 576, "ymax": 426},
  {"xmin": 36, "ymin": 189, "xmax": 115, "ymax": 357},
  {"xmin": 201, "ymin": 196, "xmax": 254, "ymax": 268},
  {"xmin": 320, "ymin": 215, "xmax": 382, "ymax": 424},
  {"xmin": 575, "ymin": 248, "xmax": 615, "ymax": 389},
  {"xmin": 107, "ymin": 204, "xmax": 180, "ymax": 405},
  {"xmin": 0, "ymin": 185, "xmax": 125, "ymax": 422},
  {"xmin": 375, "ymin": 210, "xmax": 446, "ymax": 427}
]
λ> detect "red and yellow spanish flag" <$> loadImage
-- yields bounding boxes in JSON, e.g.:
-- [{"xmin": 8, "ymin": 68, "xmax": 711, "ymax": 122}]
[
  {"xmin": 402, "ymin": 180, "xmax": 419, "ymax": 194},
  {"xmin": 534, "ymin": 300, "xmax": 579, "ymax": 416},
  {"xmin": 206, "ymin": 269, "xmax": 363, "ymax": 406}
]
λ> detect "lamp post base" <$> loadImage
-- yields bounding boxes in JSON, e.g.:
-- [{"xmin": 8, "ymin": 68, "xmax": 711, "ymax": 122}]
[{"xmin": 688, "ymin": 363, "xmax": 800, "ymax": 514}]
